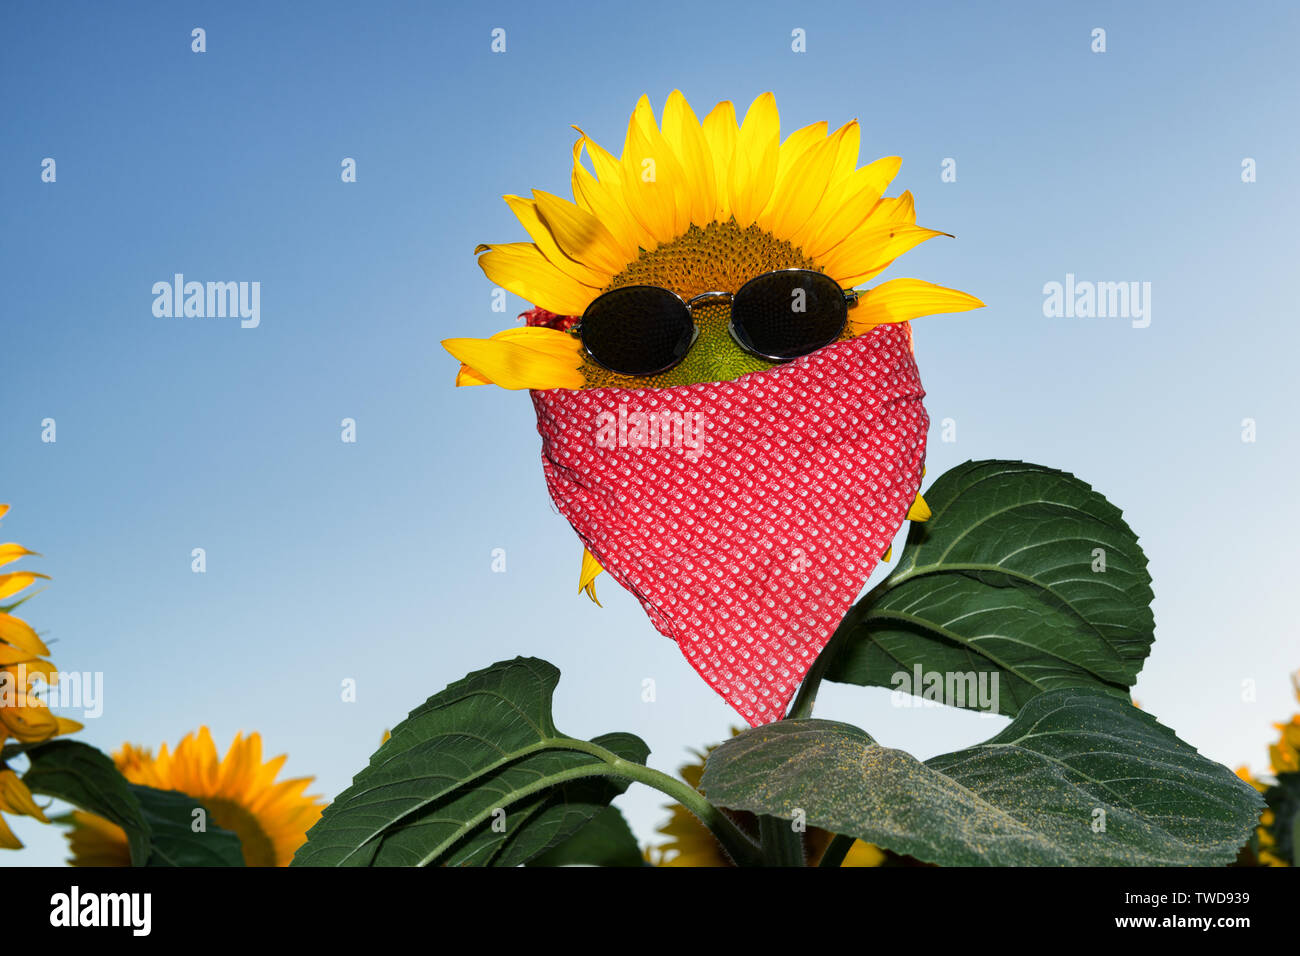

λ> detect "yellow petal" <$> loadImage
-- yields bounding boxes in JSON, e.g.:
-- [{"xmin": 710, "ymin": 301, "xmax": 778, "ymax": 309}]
[
  {"xmin": 907, "ymin": 493, "xmax": 932, "ymax": 522},
  {"xmin": 881, "ymin": 546, "xmax": 892, "ymax": 563},
  {"xmin": 873, "ymin": 190, "xmax": 916, "ymax": 225},
  {"xmin": 850, "ymin": 278, "xmax": 984, "ymax": 332},
  {"xmin": 821, "ymin": 224, "xmax": 947, "ymax": 288},
  {"xmin": 0, "ymin": 646, "xmax": 38, "ymax": 666},
  {"xmin": 0, "ymin": 612, "xmax": 49, "ymax": 657},
  {"xmin": 0, "ymin": 544, "xmax": 38, "ymax": 570},
  {"xmin": 477, "ymin": 242, "xmax": 601, "ymax": 316},
  {"xmin": 841, "ymin": 840, "xmax": 887, "ymax": 867},
  {"xmin": 729, "ymin": 92, "xmax": 780, "ymax": 228},
  {"xmin": 0, "ymin": 505, "xmax": 8, "ymax": 521},
  {"xmin": 532, "ymin": 189, "xmax": 631, "ymax": 278},
  {"xmin": 481, "ymin": 325, "xmax": 585, "ymax": 359},
  {"xmin": 503, "ymin": 195, "xmax": 612, "ymax": 288},
  {"xmin": 443, "ymin": 328, "xmax": 584, "ymax": 391},
  {"xmin": 660, "ymin": 90, "xmax": 716, "ymax": 228},
  {"xmin": 802, "ymin": 157, "xmax": 902, "ymax": 259},
  {"xmin": 0, "ymin": 813, "xmax": 22, "ymax": 849},
  {"xmin": 0, "ymin": 696, "xmax": 59, "ymax": 742},
  {"xmin": 455, "ymin": 364, "xmax": 492, "ymax": 387},
  {"xmin": 759, "ymin": 122, "xmax": 842, "ymax": 239},
  {"xmin": 769, "ymin": 121, "xmax": 828, "ymax": 199},
  {"xmin": 0, "ymin": 572, "xmax": 48, "ymax": 602},
  {"xmin": 573, "ymin": 124, "xmax": 624, "ymax": 185},
  {"xmin": 828, "ymin": 120, "xmax": 861, "ymax": 185},
  {"xmin": 620, "ymin": 97, "xmax": 690, "ymax": 244},
  {"xmin": 579, "ymin": 547, "xmax": 603, "ymax": 606},
  {"xmin": 701, "ymin": 101, "xmax": 739, "ymax": 221},
  {"xmin": 54, "ymin": 716, "xmax": 84, "ymax": 737},
  {"xmin": 786, "ymin": 122, "xmax": 862, "ymax": 250},
  {"xmin": 570, "ymin": 134, "xmax": 646, "ymax": 259},
  {"xmin": 6, "ymin": 659, "xmax": 57, "ymax": 682},
  {"xmin": 0, "ymin": 770, "xmax": 49, "ymax": 822}
]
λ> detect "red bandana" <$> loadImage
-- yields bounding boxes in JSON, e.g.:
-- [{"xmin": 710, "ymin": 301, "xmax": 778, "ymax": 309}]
[{"xmin": 531, "ymin": 324, "xmax": 927, "ymax": 725}]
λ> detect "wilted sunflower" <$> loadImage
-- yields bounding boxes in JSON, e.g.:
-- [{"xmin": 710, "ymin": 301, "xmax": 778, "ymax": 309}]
[
  {"xmin": 66, "ymin": 727, "xmax": 325, "ymax": 867},
  {"xmin": 0, "ymin": 503, "xmax": 82, "ymax": 849},
  {"xmin": 444, "ymin": 91, "xmax": 982, "ymax": 725}
]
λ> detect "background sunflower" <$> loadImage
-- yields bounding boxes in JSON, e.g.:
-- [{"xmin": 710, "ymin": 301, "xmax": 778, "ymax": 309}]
[
  {"xmin": 0, "ymin": 503, "xmax": 81, "ymax": 850},
  {"xmin": 1236, "ymin": 670, "xmax": 1300, "ymax": 866},
  {"xmin": 65, "ymin": 727, "xmax": 325, "ymax": 867}
]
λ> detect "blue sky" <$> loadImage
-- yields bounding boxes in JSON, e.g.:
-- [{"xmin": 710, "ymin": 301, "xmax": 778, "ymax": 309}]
[{"xmin": 2, "ymin": 0, "xmax": 1298, "ymax": 865}]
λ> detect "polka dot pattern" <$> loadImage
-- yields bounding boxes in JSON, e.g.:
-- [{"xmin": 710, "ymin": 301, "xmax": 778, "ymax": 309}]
[{"xmin": 531, "ymin": 324, "xmax": 928, "ymax": 726}]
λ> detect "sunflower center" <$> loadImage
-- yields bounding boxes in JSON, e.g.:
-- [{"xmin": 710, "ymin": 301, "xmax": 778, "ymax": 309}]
[
  {"xmin": 202, "ymin": 797, "xmax": 280, "ymax": 867},
  {"xmin": 581, "ymin": 220, "xmax": 820, "ymax": 389}
]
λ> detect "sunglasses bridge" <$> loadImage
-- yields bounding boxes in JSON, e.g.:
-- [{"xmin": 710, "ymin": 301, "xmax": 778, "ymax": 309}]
[{"xmin": 570, "ymin": 276, "xmax": 860, "ymax": 374}]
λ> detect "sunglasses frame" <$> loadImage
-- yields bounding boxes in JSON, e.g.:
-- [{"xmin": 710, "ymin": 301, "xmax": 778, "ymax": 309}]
[{"xmin": 572, "ymin": 268, "xmax": 860, "ymax": 376}]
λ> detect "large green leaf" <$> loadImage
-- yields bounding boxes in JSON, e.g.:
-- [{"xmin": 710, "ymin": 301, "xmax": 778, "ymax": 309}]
[
  {"xmin": 293, "ymin": 657, "xmax": 650, "ymax": 867},
  {"xmin": 132, "ymin": 785, "xmax": 245, "ymax": 867},
  {"xmin": 526, "ymin": 805, "xmax": 648, "ymax": 867},
  {"xmin": 827, "ymin": 460, "xmax": 1154, "ymax": 715},
  {"xmin": 699, "ymin": 689, "xmax": 1262, "ymax": 866},
  {"xmin": 22, "ymin": 740, "xmax": 151, "ymax": 866}
]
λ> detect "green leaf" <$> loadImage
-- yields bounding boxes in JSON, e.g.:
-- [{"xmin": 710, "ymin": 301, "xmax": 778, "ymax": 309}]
[
  {"xmin": 526, "ymin": 805, "xmax": 648, "ymax": 867},
  {"xmin": 131, "ymin": 785, "xmax": 245, "ymax": 867},
  {"xmin": 828, "ymin": 460, "xmax": 1154, "ymax": 715},
  {"xmin": 293, "ymin": 657, "xmax": 650, "ymax": 867},
  {"xmin": 699, "ymin": 689, "xmax": 1262, "ymax": 866},
  {"xmin": 21, "ymin": 740, "xmax": 151, "ymax": 866}
]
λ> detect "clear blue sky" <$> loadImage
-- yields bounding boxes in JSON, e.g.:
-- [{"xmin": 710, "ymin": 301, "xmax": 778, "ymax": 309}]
[{"xmin": 3, "ymin": 0, "xmax": 1298, "ymax": 865}]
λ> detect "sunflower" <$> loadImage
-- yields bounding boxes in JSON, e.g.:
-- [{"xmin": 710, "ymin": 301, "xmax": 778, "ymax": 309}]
[
  {"xmin": 1236, "ymin": 669, "xmax": 1300, "ymax": 866},
  {"xmin": 443, "ymin": 91, "xmax": 965, "ymax": 603},
  {"xmin": 646, "ymin": 737, "xmax": 885, "ymax": 867},
  {"xmin": 66, "ymin": 727, "xmax": 325, "ymax": 867},
  {"xmin": 444, "ymin": 89, "xmax": 981, "ymax": 392},
  {"xmin": 0, "ymin": 503, "xmax": 82, "ymax": 850}
]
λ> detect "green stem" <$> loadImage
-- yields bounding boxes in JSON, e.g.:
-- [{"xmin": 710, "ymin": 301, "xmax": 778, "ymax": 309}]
[
  {"xmin": 787, "ymin": 592, "xmax": 874, "ymax": 720},
  {"xmin": 777, "ymin": 594, "xmax": 879, "ymax": 865},
  {"xmin": 553, "ymin": 739, "xmax": 763, "ymax": 868},
  {"xmin": 759, "ymin": 815, "xmax": 806, "ymax": 867},
  {"xmin": 817, "ymin": 833, "xmax": 855, "ymax": 868}
]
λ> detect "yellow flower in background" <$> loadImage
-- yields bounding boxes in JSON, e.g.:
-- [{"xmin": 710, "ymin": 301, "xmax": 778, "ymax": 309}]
[
  {"xmin": 443, "ymin": 89, "xmax": 982, "ymax": 391},
  {"xmin": 1235, "ymin": 669, "xmax": 1300, "ymax": 867},
  {"xmin": 0, "ymin": 503, "xmax": 82, "ymax": 849},
  {"xmin": 1266, "ymin": 672, "xmax": 1300, "ymax": 776},
  {"xmin": 67, "ymin": 727, "xmax": 325, "ymax": 867},
  {"xmin": 646, "ymin": 738, "xmax": 884, "ymax": 867},
  {"xmin": 0, "ymin": 768, "xmax": 49, "ymax": 850}
]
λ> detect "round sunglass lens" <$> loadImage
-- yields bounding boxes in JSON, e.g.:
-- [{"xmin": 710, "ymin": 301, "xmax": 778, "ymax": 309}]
[
  {"xmin": 581, "ymin": 286, "xmax": 694, "ymax": 376},
  {"xmin": 731, "ymin": 270, "xmax": 847, "ymax": 361}
]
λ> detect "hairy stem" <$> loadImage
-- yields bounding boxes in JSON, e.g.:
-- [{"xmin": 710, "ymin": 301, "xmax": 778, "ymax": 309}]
[
  {"xmin": 759, "ymin": 814, "xmax": 806, "ymax": 866},
  {"xmin": 554, "ymin": 739, "xmax": 762, "ymax": 867}
]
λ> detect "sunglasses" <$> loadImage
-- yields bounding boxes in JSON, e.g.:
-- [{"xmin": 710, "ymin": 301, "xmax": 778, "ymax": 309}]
[{"xmin": 572, "ymin": 268, "xmax": 860, "ymax": 377}]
